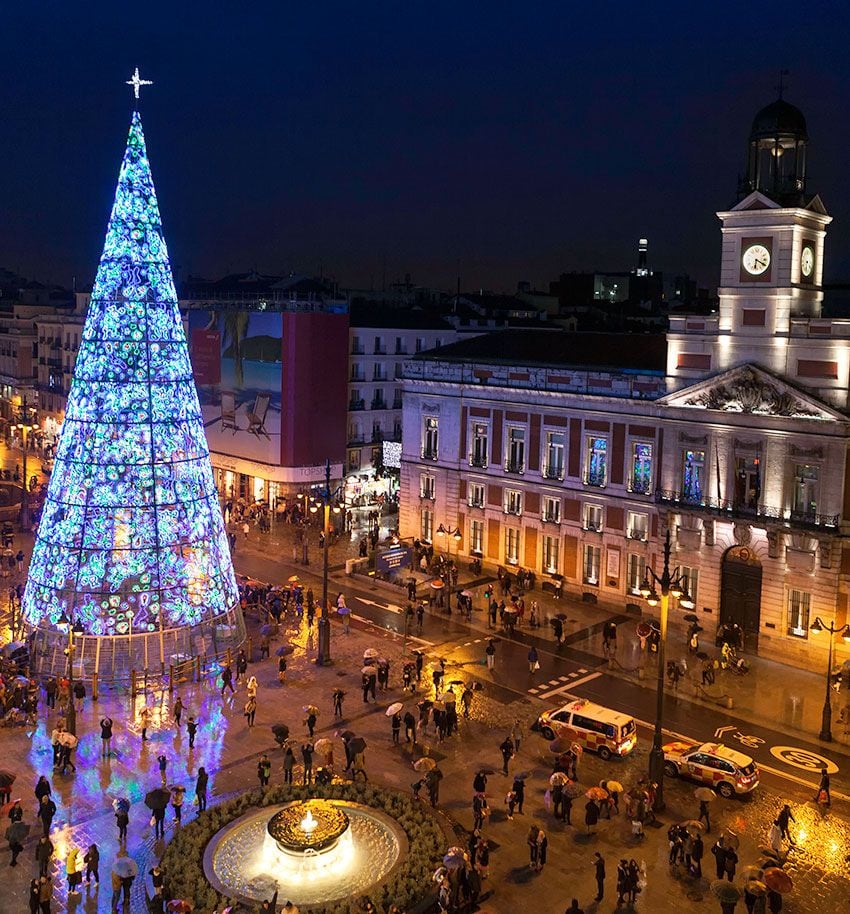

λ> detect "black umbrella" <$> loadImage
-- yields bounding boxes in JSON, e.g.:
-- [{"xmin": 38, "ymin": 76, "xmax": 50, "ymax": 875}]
[
  {"xmin": 696, "ymin": 651, "xmax": 709, "ymax": 661},
  {"xmin": 5, "ymin": 821, "xmax": 29, "ymax": 844},
  {"xmin": 271, "ymin": 725, "xmax": 290, "ymax": 745},
  {"xmin": 449, "ymin": 680, "xmax": 465, "ymax": 686},
  {"xmin": 417, "ymin": 700, "xmax": 433, "ymax": 710},
  {"xmin": 337, "ymin": 730, "xmax": 356, "ymax": 740},
  {"xmin": 683, "ymin": 613, "xmax": 700, "ymax": 623},
  {"xmin": 276, "ymin": 645, "xmax": 294, "ymax": 657},
  {"xmin": 144, "ymin": 788, "xmax": 171, "ymax": 811},
  {"xmin": 553, "ymin": 613, "xmax": 569, "ymax": 621},
  {"xmin": 349, "ymin": 737, "xmax": 367, "ymax": 754},
  {"xmin": 476, "ymin": 766, "xmax": 497, "ymax": 775},
  {"xmin": 0, "ymin": 771, "xmax": 15, "ymax": 789}
]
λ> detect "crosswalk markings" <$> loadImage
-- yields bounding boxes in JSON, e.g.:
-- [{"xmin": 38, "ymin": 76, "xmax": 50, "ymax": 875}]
[{"xmin": 532, "ymin": 672, "xmax": 604, "ymax": 700}]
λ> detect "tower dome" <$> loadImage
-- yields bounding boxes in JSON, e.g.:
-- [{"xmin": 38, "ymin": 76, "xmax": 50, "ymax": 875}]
[{"xmin": 740, "ymin": 97, "xmax": 809, "ymax": 205}]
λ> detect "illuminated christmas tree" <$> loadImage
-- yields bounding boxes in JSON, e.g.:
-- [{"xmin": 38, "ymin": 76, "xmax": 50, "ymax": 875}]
[{"xmin": 23, "ymin": 104, "xmax": 243, "ymax": 674}]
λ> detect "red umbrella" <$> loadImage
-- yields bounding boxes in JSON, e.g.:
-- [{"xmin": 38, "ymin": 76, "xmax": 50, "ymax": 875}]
[{"xmin": 763, "ymin": 868, "xmax": 793, "ymax": 894}]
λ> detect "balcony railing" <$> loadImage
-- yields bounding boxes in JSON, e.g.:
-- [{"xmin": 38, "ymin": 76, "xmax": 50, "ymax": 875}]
[
  {"xmin": 371, "ymin": 399, "xmax": 388, "ymax": 411},
  {"xmin": 422, "ymin": 448, "xmax": 438, "ymax": 461},
  {"xmin": 348, "ymin": 399, "xmax": 365, "ymax": 411},
  {"xmin": 470, "ymin": 453, "xmax": 488, "ymax": 468},
  {"xmin": 351, "ymin": 345, "xmax": 365, "ymax": 355},
  {"xmin": 505, "ymin": 461, "xmax": 525, "ymax": 475},
  {"xmin": 543, "ymin": 464, "xmax": 564, "ymax": 481},
  {"xmin": 655, "ymin": 489, "xmax": 839, "ymax": 529},
  {"xmin": 392, "ymin": 399, "xmax": 403, "ymax": 410},
  {"xmin": 504, "ymin": 504, "xmax": 523, "ymax": 516}
]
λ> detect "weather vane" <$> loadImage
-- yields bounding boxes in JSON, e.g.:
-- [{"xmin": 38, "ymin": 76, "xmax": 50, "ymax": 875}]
[{"xmin": 126, "ymin": 67, "xmax": 153, "ymax": 101}]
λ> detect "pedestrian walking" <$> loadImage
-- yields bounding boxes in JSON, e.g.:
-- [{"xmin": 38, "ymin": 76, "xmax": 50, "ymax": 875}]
[
  {"xmin": 332, "ymin": 688, "xmax": 344, "ymax": 718},
  {"xmin": 527, "ymin": 825, "xmax": 540, "ymax": 870},
  {"xmin": 301, "ymin": 742, "xmax": 314, "ymax": 785},
  {"xmin": 157, "ymin": 754, "xmax": 168, "ymax": 786},
  {"xmin": 72, "ymin": 680, "xmax": 85, "ymax": 713},
  {"xmin": 139, "ymin": 705, "xmax": 151, "ymax": 741},
  {"xmin": 35, "ymin": 775, "xmax": 51, "ymax": 807},
  {"xmin": 403, "ymin": 710, "xmax": 417, "ymax": 744},
  {"xmin": 485, "ymin": 639, "xmax": 496, "ymax": 670},
  {"xmin": 35, "ymin": 836, "xmax": 53, "ymax": 876},
  {"xmin": 152, "ymin": 805, "xmax": 166, "ymax": 839},
  {"xmin": 45, "ymin": 678, "xmax": 57, "ymax": 711},
  {"xmin": 585, "ymin": 798, "xmax": 599, "ymax": 834},
  {"xmin": 698, "ymin": 798, "xmax": 711, "ymax": 832},
  {"xmin": 723, "ymin": 846, "xmax": 738, "ymax": 882},
  {"xmin": 816, "ymin": 766, "xmax": 831, "ymax": 806},
  {"xmin": 29, "ymin": 878, "xmax": 39, "ymax": 914},
  {"xmin": 777, "ymin": 803, "xmax": 796, "ymax": 843},
  {"xmin": 593, "ymin": 852, "xmax": 605, "ymax": 901},
  {"xmin": 173, "ymin": 696, "xmax": 183, "ymax": 727},
  {"xmin": 499, "ymin": 736, "xmax": 514, "ymax": 775},
  {"xmin": 305, "ymin": 708, "xmax": 317, "ymax": 737},
  {"xmin": 283, "ymin": 748, "xmax": 295, "ymax": 784},
  {"xmin": 258, "ymin": 754, "xmax": 272, "ymax": 787},
  {"xmin": 196, "ymin": 767, "xmax": 208, "ymax": 811},
  {"xmin": 511, "ymin": 719, "xmax": 523, "ymax": 752},
  {"xmin": 84, "ymin": 844, "xmax": 99, "ymax": 885},
  {"xmin": 244, "ymin": 696, "xmax": 257, "ymax": 728},
  {"xmin": 391, "ymin": 712, "xmax": 401, "ymax": 744},
  {"xmin": 602, "ymin": 620, "xmax": 618, "ymax": 656},
  {"xmin": 38, "ymin": 796, "xmax": 56, "ymax": 836},
  {"xmin": 552, "ymin": 617, "xmax": 563, "ymax": 645},
  {"xmin": 220, "ymin": 664, "xmax": 235, "ymax": 697},
  {"xmin": 187, "ymin": 715, "xmax": 198, "ymax": 749},
  {"xmin": 537, "ymin": 828, "xmax": 548, "ymax": 872},
  {"xmin": 691, "ymin": 833, "xmax": 704, "ymax": 878},
  {"xmin": 415, "ymin": 650, "xmax": 424, "ymax": 683},
  {"xmin": 149, "ymin": 865, "xmax": 164, "ymax": 912},
  {"xmin": 278, "ymin": 656, "xmax": 287, "ymax": 684},
  {"xmin": 115, "ymin": 808, "xmax": 129, "ymax": 843},
  {"xmin": 110, "ymin": 870, "xmax": 122, "ymax": 912},
  {"xmin": 472, "ymin": 793, "xmax": 488, "ymax": 830},
  {"xmin": 528, "ymin": 645, "xmax": 539, "ymax": 673},
  {"xmin": 236, "ymin": 649, "xmax": 248, "ymax": 682},
  {"xmin": 711, "ymin": 837, "xmax": 727, "ymax": 879},
  {"xmin": 171, "ymin": 786, "xmax": 184, "ymax": 823},
  {"xmin": 100, "ymin": 716, "xmax": 113, "ymax": 757},
  {"xmin": 38, "ymin": 874, "xmax": 53, "ymax": 914},
  {"xmin": 616, "ymin": 859, "xmax": 629, "ymax": 905},
  {"xmin": 512, "ymin": 776, "xmax": 525, "ymax": 814}
]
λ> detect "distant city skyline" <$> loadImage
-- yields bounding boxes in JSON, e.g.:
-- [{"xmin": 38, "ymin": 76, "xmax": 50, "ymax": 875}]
[{"xmin": 3, "ymin": 3, "xmax": 850, "ymax": 293}]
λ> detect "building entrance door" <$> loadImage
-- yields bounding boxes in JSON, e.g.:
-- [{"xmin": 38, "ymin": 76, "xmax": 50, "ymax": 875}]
[{"xmin": 719, "ymin": 546, "xmax": 762, "ymax": 650}]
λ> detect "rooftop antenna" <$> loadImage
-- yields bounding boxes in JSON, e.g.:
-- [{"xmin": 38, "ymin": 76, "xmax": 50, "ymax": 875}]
[{"xmin": 776, "ymin": 68, "xmax": 790, "ymax": 100}]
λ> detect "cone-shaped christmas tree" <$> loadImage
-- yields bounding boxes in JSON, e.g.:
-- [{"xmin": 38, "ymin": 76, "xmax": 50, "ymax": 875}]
[{"xmin": 23, "ymin": 112, "xmax": 243, "ymax": 675}]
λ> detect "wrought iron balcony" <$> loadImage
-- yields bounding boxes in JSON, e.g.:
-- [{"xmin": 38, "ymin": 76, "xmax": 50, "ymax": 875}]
[
  {"xmin": 543, "ymin": 464, "xmax": 564, "ymax": 481},
  {"xmin": 505, "ymin": 461, "xmax": 525, "ymax": 475},
  {"xmin": 655, "ymin": 489, "xmax": 839, "ymax": 530}
]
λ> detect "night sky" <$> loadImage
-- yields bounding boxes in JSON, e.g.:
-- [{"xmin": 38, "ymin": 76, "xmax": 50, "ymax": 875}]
[{"xmin": 4, "ymin": 2, "xmax": 850, "ymax": 294}]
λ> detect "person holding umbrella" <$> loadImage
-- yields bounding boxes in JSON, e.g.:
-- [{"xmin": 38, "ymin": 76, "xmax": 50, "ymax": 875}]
[
  {"xmin": 695, "ymin": 787, "xmax": 715, "ymax": 832},
  {"xmin": 7, "ymin": 817, "xmax": 28, "ymax": 866},
  {"xmin": 391, "ymin": 712, "xmax": 401, "ymax": 744},
  {"xmin": 145, "ymin": 787, "xmax": 170, "ymax": 839}
]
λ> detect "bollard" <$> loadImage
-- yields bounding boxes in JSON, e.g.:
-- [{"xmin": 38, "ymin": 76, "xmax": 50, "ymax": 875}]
[
  {"xmin": 169, "ymin": 665, "xmax": 174, "ymax": 693},
  {"xmin": 92, "ymin": 671, "xmax": 98, "ymax": 702},
  {"xmin": 130, "ymin": 669, "xmax": 137, "ymax": 700},
  {"xmin": 725, "ymin": 696, "xmax": 734, "ymax": 710}
]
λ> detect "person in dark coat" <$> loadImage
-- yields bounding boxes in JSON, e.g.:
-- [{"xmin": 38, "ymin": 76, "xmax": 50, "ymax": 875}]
[
  {"xmin": 391, "ymin": 713, "xmax": 401, "ymax": 744},
  {"xmin": 777, "ymin": 803, "xmax": 796, "ymax": 843},
  {"xmin": 403, "ymin": 711, "xmax": 416, "ymax": 744},
  {"xmin": 195, "ymin": 767, "xmax": 209, "ymax": 811},
  {"xmin": 29, "ymin": 878, "xmax": 40, "ymax": 914},
  {"xmin": 83, "ymin": 844, "xmax": 99, "ymax": 884},
  {"xmin": 584, "ymin": 799, "xmax": 599, "ymax": 833},
  {"xmin": 512, "ymin": 776, "xmax": 526, "ymax": 814},
  {"xmin": 35, "ymin": 836, "xmax": 53, "ymax": 876},
  {"xmin": 499, "ymin": 736, "xmax": 514, "ymax": 775},
  {"xmin": 816, "ymin": 766, "xmax": 831, "ymax": 805},
  {"xmin": 711, "ymin": 838, "xmax": 727, "ymax": 879},
  {"xmin": 38, "ymin": 796, "xmax": 56, "ymax": 836},
  {"xmin": 34, "ymin": 776, "xmax": 51, "ymax": 807},
  {"xmin": 186, "ymin": 716, "xmax": 198, "ymax": 749},
  {"xmin": 593, "ymin": 852, "xmax": 605, "ymax": 901},
  {"xmin": 115, "ymin": 808, "xmax": 129, "ymax": 843}
]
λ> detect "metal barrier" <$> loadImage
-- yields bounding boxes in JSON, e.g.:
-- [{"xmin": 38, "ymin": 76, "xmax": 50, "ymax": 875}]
[{"xmin": 24, "ymin": 607, "xmax": 246, "ymax": 683}]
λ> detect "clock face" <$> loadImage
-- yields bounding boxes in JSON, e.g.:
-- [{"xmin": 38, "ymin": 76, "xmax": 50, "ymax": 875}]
[
  {"xmin": 801, "ymin": 246, "xmax": 814, "ymax": 278},
  {"xmin": 742, "ymin": 244, "xmax": 771, "ymax": 276}
]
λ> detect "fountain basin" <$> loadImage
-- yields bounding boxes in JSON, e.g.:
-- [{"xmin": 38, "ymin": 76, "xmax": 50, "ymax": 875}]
[
  {"xmin": 267, "ymin": 799, "xmax": 350, "ymax": 854},
  {"xmin": 205, "ymin": 800, "xmax": 407, "ymax": 907}
]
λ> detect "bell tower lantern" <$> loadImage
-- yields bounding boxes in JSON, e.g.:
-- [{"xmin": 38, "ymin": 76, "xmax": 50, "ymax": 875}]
[{"xmin": 740, "ymin": 99, "xmax": 808, "ymax": 206}]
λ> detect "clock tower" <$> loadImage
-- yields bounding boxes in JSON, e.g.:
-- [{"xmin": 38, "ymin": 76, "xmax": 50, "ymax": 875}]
[{"xmin": 667, "ymin": 97, "xmax": 849, "ymax": 407}]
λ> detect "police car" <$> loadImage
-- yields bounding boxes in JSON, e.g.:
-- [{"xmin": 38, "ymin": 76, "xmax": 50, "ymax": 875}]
[
  {"xmin": 662, "ymin": 740, "xmax": 759, "ymax": 798},
  {"xmin": 536, "ymin": 698, "xmax": 637, "ymax": 761}
]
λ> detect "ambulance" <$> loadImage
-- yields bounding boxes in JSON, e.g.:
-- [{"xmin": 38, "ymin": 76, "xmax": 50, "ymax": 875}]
[
  {"xmin": 662, "ymin": 740, "xmax": 759, "ymax": 797},
  {"xmin": 536, "ymin": 698, "xmax": 637, "ymax": 760}
]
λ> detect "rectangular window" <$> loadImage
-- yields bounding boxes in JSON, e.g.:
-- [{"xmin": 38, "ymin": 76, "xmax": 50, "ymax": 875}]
[
  {"xmin": 627, "ymin": 554, "xmax": 646, "ymax": 595},
  {"xmin": 374, "ymin": 335, "xmax": 385, "ymax": 354},
  {"xmin": 470, "ymin": 423, "xmax": 489, "ymax": 467},
  {"xmin": 420, "ymin": 474, "xmax": 435, "ymax": 499},
  {"xmin": 470, "ymin": 520, "xmax": 484, "ymax": 555},
  {"xmin": 415, "ymin": 337, "xmax": 424, "ymax": 353},
  {"xmin": 630, "ymin": 442, "xmax": 653, "ymax": 494},
  {"xmin": 792, "ymin": 464, "xmax": 819, "ymax": 518},
  {"xmin": 583, "ymin": 503, "xmax": 603, "ymax": 532},
  {"xmin": 787, "ymin": 589, "xmax": 811, "ymax": 638},
  {"xmin": 682, "ymin": 450, "xmax": 705, "ymax": 503},
  {"xmin": 680, "ymin": 566, "xmax": 699, "ymax": 606},
  {"xmin": 421, "ymin": 508, "xmax": 433, "ymax": 543},
  {"xmin": 505, "ymin": 489, "xmax": 523, "ymax": 515},
  {"xmin": 585, "ymin": 436, "xmax": 608, "ymax": 487},
  {"xmin": 543, "ymin": 496, "xmax": 561, "ymax": 523},
  {"xmin": 543, "ymin": 535, "xmax": 560, "ymax": 573},
  {"xmin": 544, "ymin": 431, "xmax": 565, "ymax": 479},
  {"xmin": 583, "ymin": 544, "xmax": 601, "ymax": 585},
  {"xmin": 422, "ymin": 417, "xmax": 439, "ymax": 460},
  {"xmin": 505, "ymin": 528, "xmax": 520, "ymax": 565},
  {"xmin": 468, "ymin": 482, "xmax": 485, "ymax": 508},
  {"xmin": 626, "ymin": 511, "xmax": 649, "ymax": 541},
  {"xmin": 506, "ymin": 428, "xmax": 526, "ymax": 473}
]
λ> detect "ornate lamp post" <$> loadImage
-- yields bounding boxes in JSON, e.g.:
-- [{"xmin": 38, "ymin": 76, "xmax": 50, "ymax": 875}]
[
  {"xmin": 13, "ymin": 395, "xmax": 39, "ymax": 532},
  {"xmin": 639, "ymin": 530, "xmax": 694, "ymax": 811},
  {"xmin": 809, "ymin": 616, "xmax": 850, "ymax": 742},
  {"xmin": 310, "ymin": 461, "xmax": 343, "ymax": 666},
  {"xmin": 57, "ymin": 612, "xmax": 84, "ymax": 736},
  {"xmin": 436, "ymin": 524, "xmax": 461, "ymax": 560}
]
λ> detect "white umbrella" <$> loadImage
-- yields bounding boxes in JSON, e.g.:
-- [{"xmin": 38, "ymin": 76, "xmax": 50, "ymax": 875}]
[
  {"xmin": 363, "ymin": 648, "xmax": 379, "ymax": 660},
  {"xmin": 386, "ymin": 702, "xmax": 404, "ymax": 717}
]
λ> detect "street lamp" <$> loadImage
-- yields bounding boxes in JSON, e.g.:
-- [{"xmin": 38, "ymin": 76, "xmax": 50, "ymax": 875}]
[
  {"xmin": 436, "ymin": 524, "xmax": 462, "ymax": 560},
  {"xmin": 57, "ymin": 612, "xmax": 84, "ymax": 736},
  {"xmin": 309, "ymin": 460, "xmax": 343, "ymax": 666},
  {"xmin": 809, "ymin": 616, "xmax": 850, "ymax": 742},
  {"xmin": 638, "ymin": 529, "xmax": 694, "ymax": 811},
  {"xmin": 13, "ymin": 394, "xmax": 39, "ymax": 532}
]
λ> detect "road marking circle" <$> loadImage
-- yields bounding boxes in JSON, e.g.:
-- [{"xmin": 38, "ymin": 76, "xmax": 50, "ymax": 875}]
[{"xmin": 770, "ymin": 746, "xmax": 838, "ymax": 774}]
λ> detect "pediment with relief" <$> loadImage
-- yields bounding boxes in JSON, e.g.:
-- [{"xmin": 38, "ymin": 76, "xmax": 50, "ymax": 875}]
[{"xmin": 660, "ymin": 365, "xmax": 844, "ymax": 421}]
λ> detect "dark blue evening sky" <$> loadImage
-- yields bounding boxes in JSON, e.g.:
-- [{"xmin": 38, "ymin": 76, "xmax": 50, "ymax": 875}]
[{"xmin": 3, "ymin": 1, "xmax": 850, "ymax": 292}]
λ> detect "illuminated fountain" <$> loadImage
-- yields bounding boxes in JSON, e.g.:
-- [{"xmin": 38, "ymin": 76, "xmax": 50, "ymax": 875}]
[{"xmin": 205, "ymin": 799, "xmax": 406, "ymax": 906}]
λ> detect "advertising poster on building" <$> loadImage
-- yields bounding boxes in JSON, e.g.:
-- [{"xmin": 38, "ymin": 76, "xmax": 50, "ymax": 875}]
[{"xmin": 188, "ymin": 310, "xmax": 282, "ymax": 466}]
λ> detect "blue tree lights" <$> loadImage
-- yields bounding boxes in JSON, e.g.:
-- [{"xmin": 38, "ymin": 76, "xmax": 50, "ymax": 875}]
[{"xmin": 22, "ymin": 112, "xmax": 239, "ymax": 639}]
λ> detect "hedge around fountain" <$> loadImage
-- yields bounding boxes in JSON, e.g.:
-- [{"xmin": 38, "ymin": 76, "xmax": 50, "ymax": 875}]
[{"xmin": 161, "ymin": 782, "xmax": 446, "ymax": 914}]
